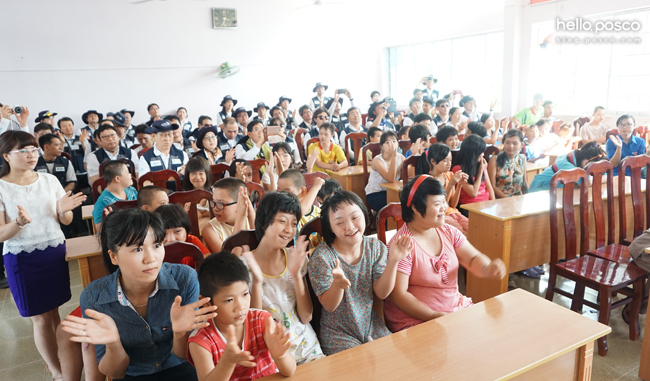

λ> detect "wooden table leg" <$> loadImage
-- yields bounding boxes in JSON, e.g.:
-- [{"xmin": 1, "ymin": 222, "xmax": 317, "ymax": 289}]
[
  {"xmin": 78, "ymin": 257, "xmax": 92, "ymax": 288},
  {"xmin": 577, "ymin": 341, "xmax": 594, "ymax": 381},
  {"xmin": 640, "ymin": 312, "xmax": 650, "ymax": 380},
  {"xmin": 465, "ymin": 212, "xmax": 511, "ymax": 302}
]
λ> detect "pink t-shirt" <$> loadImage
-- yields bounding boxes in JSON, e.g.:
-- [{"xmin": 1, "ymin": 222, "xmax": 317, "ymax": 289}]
[
  {"xmin": 452, "ymin": 165, "xmax": 490, "ymax": 204},
  {"xmin": 383, "ymin": 223, "xmax": 473, "ymax": 332}
]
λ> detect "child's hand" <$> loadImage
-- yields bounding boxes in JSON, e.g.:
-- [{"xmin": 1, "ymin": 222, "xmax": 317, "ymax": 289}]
[
  {"xmin": 264, "ymin": 317, "xmax": 292, "ymax": 360},
  {"xmin": 332, "ymin": 162, "xmax": 340, "ymax": 171},
  {"xmin": 450, "ymin": 170, "xmax": 468, "ymax": 185},
  {"xmin": 170, "ymin": 296, "xmax": 217, "ymax": 334},
  {"xmin": 482, "ymin": 258, "xmax": 507, "ymax": 279},
  {"xmin": 222, "ymin": 325, "xmax": 256, "ymax": 367},
  {"xmin": 274, "ymin": 151, "xmax": 286, "ymax": 174},
  {"xmin": 306, "ymin": 149, "xmax": 319, "ymax": 173},
  {"xmin": 183, "ymin": 202, "xmax": 191, "ymax": 214},
  {"xmin": 60, "ymin": 309, "xmax": 120, "ymax": 346},
  {"xmin": 235, "ymin": 187, "xmax": 248, "ymax": 218},
  {"xmin": 287, "ymin": 236, "xmax": 308, "ymax": 277},
  {"xmin": 266, "ymin": 150, "xmax": 275, "ymax": 174},
  {"xmin": 103, "ymin": 205, "xmax": 113, "ymax": 217},
  {"xmin": 241, "ymin": 246, "xmax": 263, "ymax": 282},
  {"xmin": 331, "ymin": 259, "xmax": 351, "ymax": 290},
  {"xmin": 389, "ymin": 235, "xmax": 413, "ymax": 262},
  {"xmin": 313, "ymin": 176, "xmax": 325, "ymax": 190}
]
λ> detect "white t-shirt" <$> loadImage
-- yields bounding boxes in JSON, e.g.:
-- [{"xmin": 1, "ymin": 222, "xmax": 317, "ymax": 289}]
[
  {"xmin": 261, "ymin": 171, "xmax": 278, "ymax": 186},
  {"xmin": 580, "ymin": 122, "xmax": 610, "ymax": 141},
  {"xmin": 241, "ymin": 251, "xmax": 324, "ymax": 365},
  {"xmin": 365, "ymin": 154, "xmax": 403, "ymax": 195}
]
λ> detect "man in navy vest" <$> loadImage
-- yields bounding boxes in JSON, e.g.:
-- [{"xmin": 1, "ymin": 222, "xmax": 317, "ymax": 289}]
[
  {"xmin": 81, "ymin": 110, "xmax": 103, "ymax": 152},
  {"xmin": 233, "ymin": 107, "xmax": 252, "ymax": 134},
  {"xmin": 139, "ymin": 119, "xmax": 189, "ymax": 176},
  {"xmin": 339, "ymin": 107, "xmax": 367, "ymax": 165},
  {"xmin": 36, "ymin": 134, "xmax": 77, "ymax": 192},
  {"xmin": 121, "ymin": 108, "xmax": 137, "ymax": 140},
  {"xmin": 85, "ymin": 124, "xmax": 139, "ymax": 184},
  {"xmin": 146, "ymin": 103, "xmax": 162, "ymax": 127},
  {"xmin": 217, "ymin": 117, "xmax": 243, "ymax": 155},
  {"xmin": 113, "ymin": 112, "xmax": 135, "ymax": 149},
  {"xmin": 309, "ymin": 82, "xmax": 331, "ymax": 109},
  {"xmin": 57, "ymin": 117, "xmax": 87, "ymax": 176}
]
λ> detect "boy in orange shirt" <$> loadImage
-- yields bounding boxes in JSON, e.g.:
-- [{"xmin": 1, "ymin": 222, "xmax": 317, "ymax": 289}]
[{"xmin": 307, "ymin": 122, "xmax": 348, "ymax": 172}]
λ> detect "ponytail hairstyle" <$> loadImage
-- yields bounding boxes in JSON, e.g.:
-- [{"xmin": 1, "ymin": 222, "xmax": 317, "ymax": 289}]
[
  {"xmin": 452, "ymin": 134, "xmax": 486, "ymax": 184},
  {"xmin": 416, "ymin": 143, "xmax": 450, "ymax": 176},
  {"xmin": 575, "ymin": 142, "xmax": 607, "ymax": 168},
  {"xmin": 496, "ymin": 129, "xmax": 524, "ymax": 168}
]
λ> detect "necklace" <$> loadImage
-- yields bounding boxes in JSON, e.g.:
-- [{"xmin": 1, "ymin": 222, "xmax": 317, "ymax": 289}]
[{"xmin": 126, "ymin": 294, "xmax": 148, "ymax": 308}]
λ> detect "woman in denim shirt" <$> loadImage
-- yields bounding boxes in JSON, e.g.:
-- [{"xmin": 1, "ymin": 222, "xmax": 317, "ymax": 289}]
[{"xmin": 61, "ymin": 209, "xmax": 217, "ymax": 380}]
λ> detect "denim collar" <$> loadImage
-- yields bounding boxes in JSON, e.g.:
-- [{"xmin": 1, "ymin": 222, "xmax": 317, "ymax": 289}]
[{"xmin": 96, "ymin": 263, "xmax": 179, "ymax": 305}]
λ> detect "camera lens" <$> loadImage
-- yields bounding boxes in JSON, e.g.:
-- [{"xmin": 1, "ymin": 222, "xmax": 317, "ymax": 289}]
[{"xmin": 13, "ymin": 106, "xmax": 23, "ymax": 114}]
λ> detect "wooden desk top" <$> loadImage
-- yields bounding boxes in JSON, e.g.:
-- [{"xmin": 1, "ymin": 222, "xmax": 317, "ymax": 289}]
[
  {"xmin": 262, "ymin": 289, "xmax": 610, "ymax": 380},
  {"xmin": 461, "ymin": 176, "xmax": 643, "ymax": 221},
  {"xmin": 65, "ymin": 235, "xmax": 102, "ymax": 261},
  {"xmin": 381, "ymin": 180, "xmax": 403, "ymax": 192},
  {"xmin": 525, "ymin": 160, "xmax": 548, "ymax": 172},
  {"xmin": 82, "ymin": 205, "xmax": 93, "ymax": 220},
  {"xmin": 325, "ymin": 165, "xmax": 365, "ymax": 177}
]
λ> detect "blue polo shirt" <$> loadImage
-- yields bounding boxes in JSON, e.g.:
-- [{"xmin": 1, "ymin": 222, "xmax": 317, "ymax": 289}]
[
  {"xmin": 92, "ymin": 186, "xmax": 138, "ymax": 225},
  {"xmin": 529, "ymin": 151, "xmax": 578, "ymax": 193},
  {"xmin": 79, "ymin": 263, "xmax": 199, "ymax": 377},
  {"xmin": 606, "ymin": 135, "xmax": 646, "ymax": 176}
]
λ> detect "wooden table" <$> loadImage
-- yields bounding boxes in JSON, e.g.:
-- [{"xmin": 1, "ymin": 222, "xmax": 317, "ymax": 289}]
[
  {"xmin": 461, "ymin": 176, "xmax": 644, "ymax": 303},
  {"xmin": 262, "ymin": 289, "xmax": 610, "ymax": 381},
  {"xmin": 81, "ymin": 205, "xmax": 96, "ymax": 234},
  {"xmin": 65, "ymin": 235, "xmax": 106, "ymax": 288},
  {"xmin": 545, "ymin": 147, "xmax": 570, "ymax": 165},
  {"xmin": 326, "ymin": 165, "xmax": 367, "ymax": 205},
  {"xmin": 640, "ymin": 308, "xmax": 650, "ymax": 380},
  {"xmin": 382, "ymin": 180, "xmax": 403, "ymax": 204}
]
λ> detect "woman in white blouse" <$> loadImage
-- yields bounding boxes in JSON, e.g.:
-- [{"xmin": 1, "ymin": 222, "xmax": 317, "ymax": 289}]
[{"xmin": 0, "ymin": 131, "xmax": 86, "ymax": 380}]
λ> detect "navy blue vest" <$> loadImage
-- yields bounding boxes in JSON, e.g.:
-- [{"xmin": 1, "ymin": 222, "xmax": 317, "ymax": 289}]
[
  {"xmin": 82, "ymin": 126, "xmax": 99, "ymax": 151},
  {"xmin": 142, "ymin": 145, "xmax": 185, "ymax": 172},
  {"xmin": 62, "ymin": 135, "xmax": 85, "ymax": 173},
  {"xmin": 218, "ymin": 131, "xmax": 243, "ymax": 152},
  {"xmin": 311, "ymin": 96, "xmax": 331, "ymax": 109},
  {"xmin": 35, "ymin": 156, "xmax": 72, "ymax": 187},
  {"xmin": 93, "ymin": 146, "xmax": 135, "ymax": 166}
]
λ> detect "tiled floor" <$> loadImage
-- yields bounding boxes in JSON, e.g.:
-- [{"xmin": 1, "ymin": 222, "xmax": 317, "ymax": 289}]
[{"xmin": 0, "ymin": 261, "xmax": 645, "ymax": 380}]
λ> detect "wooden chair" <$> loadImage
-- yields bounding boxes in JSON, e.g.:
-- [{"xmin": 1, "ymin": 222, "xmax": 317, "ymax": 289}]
[
  {"xmin": 129, "ymin": 143, "xmax": 141, "ymax": 150},
  {"xmin": 361, "ymin": 113, "xmax": 368, "ymax": 126},
  {"xmin": 304, "ymin": 171, "xmax": 330, "ymax": 191},
  {"xmin": 163, "ymin": 241, "xmax": 204, "ymax": 270},
  {"xmin": 306, "ymin": 137, "xmax": 320, "ymax": 151},
  {"xmin": 137, "ymin": 147, "xmax": 152, "ymax": 158},
  {"xmin": 344, "ymin": 132, "xmax": 367, "ymax": 165},
  {"xmin": 546, "ymin": 167, "xmax": 646, "ymax": 356},
  {"xmin": 210, "ymin": 163, "xmax": 230, "ymax": 182},
  {"xmin": 294, "ymin": 128, "xmax": 309, "ymax": 162},
  {"xmin": 168, "ymin": 189, "xmax": 214, "ymax": 237},
  {"xmin": 429, "ymin": 136, "xmax": 437, "ymax": 145},
  {"xmin": 401, "ymin": 155, "xmax": 420, "ymax": 182},
  {"xmin": 633, "ymin": 125, "xmax": 650, "ymax": 147},
  {"xmin": 138, "ymin": 169, "xmax": 181, "ymax": 190},
  {"xmin": 458, "ymin": 133, "xmax": 465, "ymax": 141},
  {"xmin": 618, "ymin": 155, "xmax": 650, "ymax": 246},
  {"xmin": 361, "ymin": 143, "xmax": 382, "ymax": 183},
  {"xmin": 246, "ymin": 181, "xmax": 265, "ymax": 208},
  {"xmin": 299, "ymin": 216, "xmax": 321, "ymax": 240},
  {"xmin": 605, "ymin": 128, "xmax": 620, "ymax": 142},
  {"xmin": 91, "ymin": 178, "xmax": 107, "ymax": 202},
  {"xmin": 108, "ymin": 200, "xmax": 138, "ymax": 211},
  {"xmin": 222, "ymin": 229, "xmax": 259, "ymax": 252},
  {"xmin": 377, "ymin": 203, "xmax": 404, "ymax": 245},
  {"xmin": 248, "ymin": 159, "xmax": 267, "ymax": 184},
  {"xmin": 573, "ymin": 116, "xmax": 590, "ymax": 137},
  {"xmin": 399, "ymin": 140, "xmax": 412, "ymax": 153},
  {"xmin": 484, "ymin": 145, "xmax": 500, "ymax": 161},
  {"xmin": 552, "ymin": 119, "xmax": 564, "ymax": 134},
  {"xmin": 98, "ymin": 158, "xmax": 136, "ymax": 179}
]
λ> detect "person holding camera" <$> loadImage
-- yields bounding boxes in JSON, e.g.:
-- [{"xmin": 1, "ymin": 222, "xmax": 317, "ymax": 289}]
[
  {"xmin": 0, "ymin": 104, "xmax": 30, "ymax": 134},
  {"xmin": 366, "ymin": 99, "xmax": 396, "ymax": 131}
]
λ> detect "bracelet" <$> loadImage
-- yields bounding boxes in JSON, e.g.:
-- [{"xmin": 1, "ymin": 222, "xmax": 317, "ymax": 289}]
[
  {"xmin": 15, "ymin": 219, "xmax": 27, "ymax": 229},
  {"xmin": 58, "ymin": 209, "xmax": 67, "ymax": 216}
]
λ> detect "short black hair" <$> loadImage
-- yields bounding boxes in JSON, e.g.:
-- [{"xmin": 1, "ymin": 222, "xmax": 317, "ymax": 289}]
[
  {"xmin": 57, "ymin": 117, "xmax": 74, "ymax": 128},
  {"xmin": 38, "ymin": 133, "xmax": 60, "ymax": 149},
  {"xmin": 436, "ymin": 126, "xmax": 458, "ymax": 143},
  {"xmin": 413, "ymin": 113, "xmax": 432, "ymax": 124},
  {"xmin": 535, "ymin": 118, "xmax": 550, "ymax": 128},
  {"xmin": 137, "ymin": 185, "xmax": 169, "ymax": 208},
  {"xmin": 97, "ymin": 124, "xmax": 118, "ymax": 138},
  {"xmin": 616, "ymin": 114, "xmax": 635, "ymax": 127},
  {"xmin": 543, "ymin": 100, "xmax": 553, "ymax": 107},
  {"xmin": 416, "ymin": 143, "xmax": 451, "ymax": 176},
  {"xmin": 299, "ymin": 105, "xmax": 311, "ymax": 117},
  {"xmin": 317, "ymin": 178, "xmax": 342, "ymax": 202},
  {"xmin": 272, "ymin": 142, "xmax": 294, "ymax": 167},
  {"xmin": 134, "ymin": 124, "xmax": 150, "ymax": 136},
  {"xmin": 370, "ymin": 91, "xmax": 380, "ymax": 98},
  {"xmin": 480, "ymin": 113, "xmax": 493, "ymax": 124},
  {"xmin": 213, "ymin": 177, "xmax": 246, "ymax": 202},
  {"xmin": 367, "ymin": 127, "xmax": 382, "ymax": 140},
  {"xmin": 409, "ymin": 124, "xmax": 429, "ymax": 144},
  {"xmin": 254, "ymin": 192, "xmax": 302, "ymax": 241},
  {"xmin": 182, "ymin": 157, "xmax": 212, "ymax": 191},
  {"xmin": 101, "ymin": 209, "xmax": 165, "ymax": 274},
  {"xmin": 380, "ymin": 130, "xmax": 398, "ymax": 145},
  {"xmin": 154, "ymin": 203, "xmax": 191, "ymax": 233},
  {"xmin": 468, "ymin": 121, "xmax": 486, "ymax": 137},
  {"xmin": 34, "ymin": 123, "xmax": 54, "ymax": 135},
  {"xmin": 400, "ymin": 176, "xmax": 446, "ymax": 223},
  {"xmin": 102, "ymin": 160, "xmax": 127, "ymax": 184},
  {"xmin": 198, "ymin": 115, "xmax": 212, "ymax": 126},
  {"xmin": 319, "ymin": 122, "xmax": 335, "ymax": 135},
  {"xmin": 398, "ymin": 126, "xmax": 410, "ymax": 138},
  {"xmin": 436, "ymin": 99, "xmax": 449, "ymax": 107},
  {"xmin": 147, "ymin": 103, "xmax": 159, "ymax": 112},
  {"xmin": 228, "ymin": 159, "xmax": 252, "ymax": 178},
  {"xmin": 247, "ymin": 120, "xmax": 263, "ymax": 132},
  {"xmin": 321, "ymin": 190, "xmax": 368, "ymax": 246},
  {"xmin": 278, "ymin": 168, "xmax": 305, "ymax": 189},
  {"xmin": 198, "ymin": 251, "xmax": 250, "ymax": 298},
  {"xmin": 164, "ymin": 115, "xmax": 180, "ymax": 124}
]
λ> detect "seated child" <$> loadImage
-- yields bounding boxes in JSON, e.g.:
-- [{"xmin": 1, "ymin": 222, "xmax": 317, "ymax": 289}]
[
  {"xmin": 188, "ymin": 252, "xmax": 296, "ymax": 380},
  {"xmin": 308, "ymin": 122, "xmax": 348, "ymax": 173},
  {"xmin": 182, "ymin": 156, "xmax": 213, "ymax": 232},
  {"xmin": 202, "ymin": 177, "xmax": 254, "ymax": 253},
  {"xmin": 468, "ymin": 121, "xmax": 487, "ymax": 140},
  {"xmin": 317, "ymin": 178, "xmax": 342, "ymax": 204},
  {"xmin": 240, "ymin": 192, "xmax": 325, "ymax": 364},
  {"xmin": 365, "ymin": 130, "xmax": 405, "ymax": 211},
  {"xmin": 262, "ymin": 142, "xmax": 294, "ymax": 191},
  {"xmin": 435, "ymin": 126, "xmax": 460, "ymax": 150},
  {"xmin": 154, "ymin": 203, "xmax": 210, "ymax": 256},
  {"xmin": 92, "ymin": 159, "xmax": 138, "ymax": 231},
  {"xmin": 535, "ymin": 118, "xmax": 564, "ymax": 153},
  {"xmin": 404, "ymin": 124, "xmax": 431, "ymax": 158},
  {"xmin": 137, "ymin": 185, "xmax": 169, "ymax": 211},
  {"xmin": 398, "ymin": 126, "xmax": 410, "ymax": 141},
  {"xmin": 277, "ymin": 169, "xmax": 324, "ymax": 233},
  {"xmin": 451, "ymin": 134, "xmax": 495, "ymax": 215},
  {"xmin": 524, "ymin": 123, "xmax": 543, "ymax": 161},
  {"xmin": 365, "ymin": 127, "xmax": 383, "ymax": 162},
  {"xmin": 308, "ymin": 190, "xmax": 412, "ymax": 355},
  {"xmin": 556, "ymin": 122, "xmax": 582, "ymax": 148},
  {"xmin": 228, "ymin": 159, "xmax": 253, "ymax": 183}
]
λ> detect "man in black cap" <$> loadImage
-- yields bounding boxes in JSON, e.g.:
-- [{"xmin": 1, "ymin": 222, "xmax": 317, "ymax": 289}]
[
  {"xmin": 233, "ymin": 107, "xmax": 252, "ymax": 134},
  {"xmin": 121, "ymin": 108, "xmax": 137, "ymax": 140},
  {"xmin": 139, "ymin": 120, "xmax": 189, "ymax": 177},
  {"xmin": 85, "ymin": 124, "xmax": 139, "ymax": 184},
  {"xmin": 34, "ymin": 110, "xmax": 57, "ymax": 126},
  {"xmin": 252, "ymin": 102, "xmax": 270, "ymax": 126},
  {"xmin": 81, "ymin": 109, "xmax": 103, "ymax": 152},
  {"xmin": 216, "ymin": 95, "xmax": 237, "ymax": 126},
  {"xmin": 309, "ymin": 82, "xmax": 331, "ymax": 109},
  {"xmin": 146, "ymin": 103, "xmax": 161, "ymax": 127},
  {"xmin": 113, "ymin": 112, "xmax": 135, "ymax": 149}
]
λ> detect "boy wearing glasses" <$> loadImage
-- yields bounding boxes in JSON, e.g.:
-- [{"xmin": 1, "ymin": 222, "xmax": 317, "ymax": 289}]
[
  {"xmin": 85, "ymin": 124, "xmax": 139, "ymax": 184},
  {"xmin": 139, "ymin": 120, "xmax": 189, "ymax": 177},
  {"xmin": 433, "ymin": 99, "xmax": 450, "ymax": 127}
]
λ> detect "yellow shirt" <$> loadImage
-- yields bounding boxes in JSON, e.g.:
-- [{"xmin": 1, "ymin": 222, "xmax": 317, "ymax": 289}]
[{"xmin": 308, "ymin": 142, "xmax": 346, "ymax": 173}]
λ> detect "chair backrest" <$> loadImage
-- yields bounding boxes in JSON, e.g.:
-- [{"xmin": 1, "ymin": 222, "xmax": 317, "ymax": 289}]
[
  {"xmin": 299, "ymin": 217, "xmax": 321, "ymax": 240},
  {"xmin": 573, "ymin": 116, "xmax": 590, "ymax": 137},
  {"xmin": 605, "ymin": 128, "xmax": 620, "ymax": 142},
  {"xmin": 552, "ymin": 120, "xmax": 564, "ymax": 134},
  {"xmin": 401, "ymin": 155, "xmax": 420, "ymax": 183},
  {"xmin": 377, "ymin": 203, "xmax": 404, "ymax": 245},
  {"xmin": 429, "ymin": 136, "xmax": 437, "ymax": 145},
  {"xmin": 458, "ymin": 133, "xmax": 465, "ymax": 141},
  {"xmin": 306, "ymin": 137, "xmax": 320, "ymax": 150},
  {"xmin": 248, "ymin": 159, "xmax": 267, "ymax": 184},
  {"xmin": 61, "ymin": 152, "xmax": 71, "ymax": 161},
  {"xmin": 584, "ymin": 161, "xmax": 615, "ymax": 248},
  {"xmin": 304, "ymin": 171, "xmax": 330, "ymax": 191},
  {"xmin": 163, "ymin": 241, "xmax": 204, "ymax": 270},
  {"xmin": 210, "ymin": 163, "xmax": 230, "ymax": 182},
  {"xmin": 109, "ymin": 199, "xmax": 139, "ymax": 211},
  {"xmin": 92, "ymin": 178, "xmax": 107, "ymax": 202},
  {"xmin": 549, "ymin": 167, "xmax": 589, "ymax": 264},
  {"xmin": 399, "ymin": 140, "xmax": 412, "ymax": 152},
  {"xmin": 130, "ymin": 143, "xmax": 141, "ymax": 150},
  {"xmin": 294, "ymin": 128, "xmax": 309, "ymax": 162},
  {"xmin": 222, "ymin": 229, "xmax": 260, "ymax": 252},
  {"xmin": 361, "ymin": 113, "xmax": 368, "ymax": 126},
  {"xmin": 99, "ymin": 158, "xmax": 136, "ymax": 179},
  {"xmin": 344, "ymin": 132, "xmax": 367, "ymax": 164},
  {"xmin": 361, "ymin": 143, "xmax": 382, "ymax": 183},
  {"xmin": 618, "ymin": 155, "xmax": 650, "ymax": 243},
  {"xmin": 138, "ymin": 169, "xmax": 182, "ymax": 190},
  {"xmin": 246, "ymin": 182, "xmax": 265, "ymax": 208},
  {"xmin": 168, "ymin": 189, "xmax": 214, "ymax": 237},
  {"xmin": 484, "ymin": 146, "xmax": 500, "ymax": 161},
  {"xmin": 138, "ymin": 147, "xmax": 152, "ymax": 158}
]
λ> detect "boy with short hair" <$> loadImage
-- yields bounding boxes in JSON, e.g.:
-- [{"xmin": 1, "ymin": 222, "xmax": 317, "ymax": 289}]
[
  {"xmin": 202, "ymin": 177, "xmax": 255, "ymax": 253},
  {"xmin": 136, "ymin": 185, "xmax": 169, "ymax": 211},
  {"xmin": 134, "ymin": 124, "xmax": 154, "ymax": 153},
  {"xmin": 93, "ymin": 160, "xmax": 138, "ymax": 231},
  {"xmin": 188, "ymin": 252, "xmax": 296, "ymax": 380},
  {"xmin": 436, "ymin": 126, "xmax": 460, "ymax": 150},
  {"xmin": 277, "ymin": 169, "xmax": 324, "ymax": 233},
  {"xmin": 317, "ymin": 178, "xmax": 342, "ymax": 204},
  {"xmin": 34, "ymin": 122, "xmax": 55, "ymax": 142},
  {"xmin": 307, "ymin": 123, "xmax": 348, "ymax": 173},
  {"xmin": 366, "ymin": 127, "xmax": 383, "ymax": 162},
  {"xmin": 404, "ymin": 124, "xmax": 431, "ymax": 158},
  {"xmin": 524, "ymin": 124, "xmax": 543, "ymax": 161},
  {"xmin": 36, "ymin": 134, "xmax": 77, "ymax": 193}
]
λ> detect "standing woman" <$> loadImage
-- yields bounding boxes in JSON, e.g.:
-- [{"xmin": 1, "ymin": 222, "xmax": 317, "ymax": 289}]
[
  {"xmin": 216, "ymin": 95, "xmax": 237, "ymax": 126},
  {"xmin": 0, "ymin": 131, "xmax": 86, "ymax": 380},
  {"xmin": 488, "ymin": 129, "xmax": 527, "ymax": 198},
  {"xmin": 177, "ymin": 107, "xmax": 193, "ymax": 136}
]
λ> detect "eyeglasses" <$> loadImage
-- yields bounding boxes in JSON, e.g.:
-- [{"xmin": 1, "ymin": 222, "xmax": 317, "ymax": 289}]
[
  {"xmin": 317, "ymin": 115, "xmax": 328, "ymax": 120},
  {"xmin": 251, "ymin": 128, "xmax": 264, "ymax": 132},
  {"xmin": 8, "ymin": 148, "xmax": 39, "ymax": 156},
  {"xmin": 203, "ymin": 135, "xmax": 217, "ymax": 141},
  {"xmin": 100, "ymin": 133, "xmax": 118, "ymax": 140},
  {"xmin": 439, "ymin": 105, "xmax": 449, "ymax": 108},
  {"xmin": 619, "ymin": 123, "xmax": 634, "ymax": 127},
  {"xmin": 201, "ymin": 123, "xmax": 213, "ymax": 127},
  {"xmin": 210, "ymin": 200, "xmax": 237, "ymax": 210}
]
